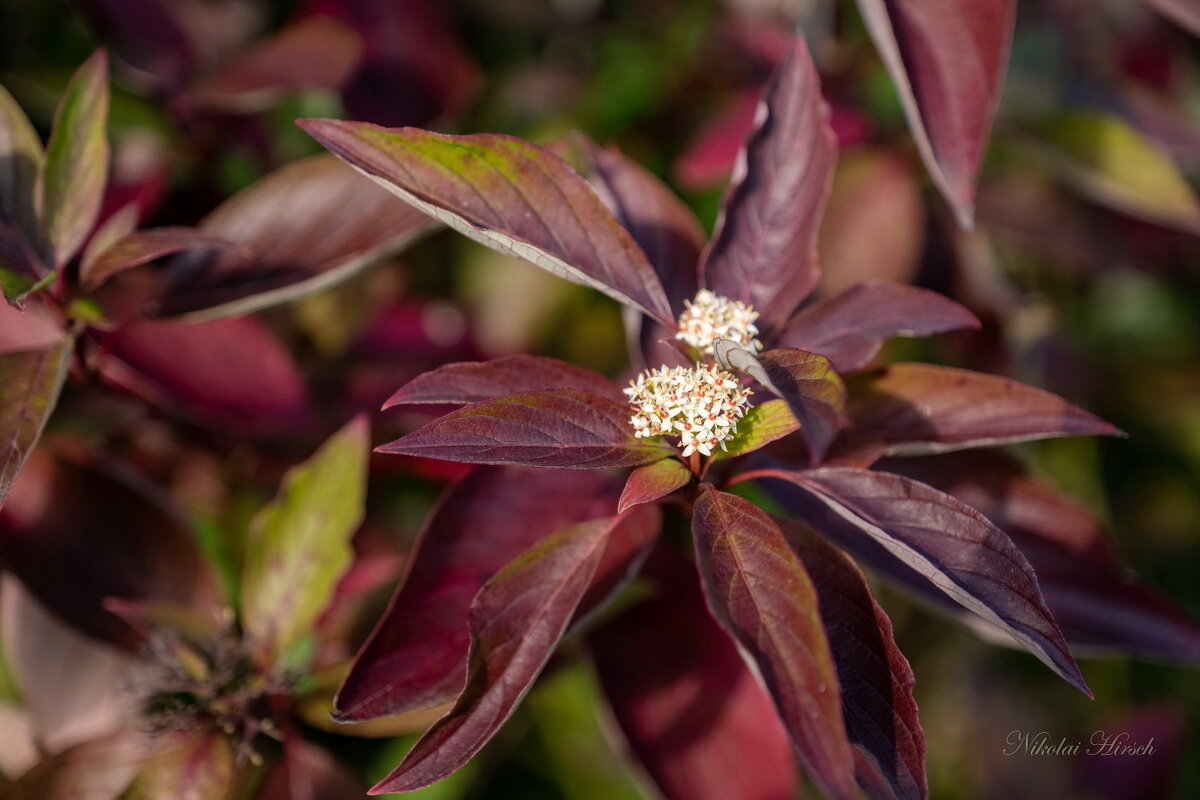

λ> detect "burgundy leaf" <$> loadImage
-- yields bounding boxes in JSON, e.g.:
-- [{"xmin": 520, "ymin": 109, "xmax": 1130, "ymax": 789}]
[
  {"xmin": 589, "ymin": 550, "xmax": 799, "ymax": 800},
  {"xmin": 385, "ymin": 355, "xmax": 623, "ymax": 408},
  {"xmin": 715, "ymin": 339, "xmax": 846, "ymax": 464},
  {"xmin": 777, "ymin": 516, "xmax": 927, "ymax": 800},
  {"xmin": 843, "ymin": 363, "xmax": 1121, "ymax": 456},
  {"xmin": 674, "ymin": 88, "xmax": 762, "ymax": 190},
  {"xmin": 747, "ymin": 467, "xmax": 1091, "ymax": 695},
  {"xmin": 854, "ymin": 0, "xmax": 1015, "ymax": 227},
  {"xmin": 80, "ymin": 227, "xmax": 240, "ymax": 290},
  {"xmin": 778, "ymin": 281, "xmax": 979, "ymax": 373},
  {"xmin": 618, "ymin": 458, "xmax": 691, "ymax": 513},
  {"xmin": 376, "ymin": 389, "xmax": 671, "ymax": 469},
  {"xmin": 691, "ymin": 486, "xmax": 858, "ymax": 800},
  {"xmin": 0, "ymin": 340, "xmax": 71, "ymax": 508},
  {"xmin": 297, "ymin": 119, "xmax": 674, "ymax": 323},
  {"xmin": 68, "ymin": 0, "xmax": 195, "ymax": 92},
  {"xmin": 372, "ymin": 508, "xmax": 659, "ymax": 792},
  {"xmin": 335, "ymin": 468, "xmax": 619, "ymax": 720},
  {"xmin": 699, "ymin": 38, "xmax": 837, "ymax": 331},
  {"xmin": 581, "ymin": 137, "xmax": 704, "ymax": 309},
  {"xmin": 0, "ymin": 451, "xmax": 218, "ymax": 647},
  {"xmin": 259, "ymin": 738, "xmax": 366, "ymax": 800},
  {"xmin": 886, "ymin": 452, "xmax": 1200, "ymax": 664},
  {"xmin": 98, "ymin": 316, "xmax": 313, "ymax": 436}
]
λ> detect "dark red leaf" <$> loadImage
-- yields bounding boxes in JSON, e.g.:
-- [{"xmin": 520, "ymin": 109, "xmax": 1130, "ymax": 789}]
[
  {"xmin": 777, "ymin": 516, "xmax": 927, "ymax": 800},
  {"xmin": 699, "ymin": 38, "xmax": 837, "ymax": 331},
  {"xmin": 335, "ymin": 468, "xmax": 619, "ymax": 720},
  {"xmin": 1144, "ymin": 0, "xmax": 1200, "ymax": 37},
  {"xmin": 68, "ymin": 0, "xmax": 195, "ymax": 91},
  {"xmin": 0, "ymin": 451, "xmax": 218, "ymax": 647},
  {"xmin": 778, "ymin": 281, "xmax": 979, "ymax": 373},
  {"xmin": 843, "ymin": 363, "xmax": 1121, "ymax": 457},
  {"xmin": 854, "ymin": 0, "xmax": 1015, "ymax": 227},
  {"xmin": 372, "ymin": 507, "xmax": 659, "ymax": 792},
  {"xmin": 691, "ymin": 487, "xmax": 858, "ymax": 800},
  {"xmin": 618, "ymin": 458, "xmax": 691, "ymax": 514},
  {"xmin": 746, "ymin": 467, "xmax": 1091, "ymax": 695},
  {"xmin": 98, "ymin": 316, "xmax": 313, "ymax": 436},
  {"xmin": 297, "ymin": 119, "xmax": 674, "ymax": 323},
  {"xmin": 81, "ymin": 227, "xmax": 241, "ymax": 290},
  {"xmin": 589, "ymin": 550, "xmax": 799, "ymax": 800},
  {"xmin": 674, "ymin": 88, "xmax": 762, "ymax": 190},
  {"xmin": 259, "ymin": 738, "xmax": 366, "ymax": 800},
  {"xmin": 0, "ymin": 340, "xmax": 71, "ymax": 508},
  {"xmin": 376, "ymin": 389, "xmax": 672, "ymax": 469},
  {"xmin": 384, "ymin": 355, "xmax": 623, "ymax": 408}
]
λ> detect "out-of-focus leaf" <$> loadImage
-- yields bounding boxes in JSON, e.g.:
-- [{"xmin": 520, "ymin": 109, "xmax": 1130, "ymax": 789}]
[
  {"xmin": 618, "ymin": 458, "xmax": 690, "ymax": 513},
  {"xmin": 98, "ymin": 316, "xmax": 313, "ymax": 436},
  {"xmin": 241, "ymin": 416, "xmax": 369, "ymax": 663},
  {"xmin": 778, "ymin": 281, "xmax": 979, "ymax": 373},
  {"xmin": 68, "ymin": 0, "xmax": 194, "ymax": 92},
  {"xmin": 777, "ymin": 517, "xmax": 927, "ymax": 800},
  {"xmin": 1027, "ymin": 111, "xmax": 1200, "ymax": 235},
  {"xmin": 691, "ymin": 487, "xmax": 857, "ymax": 800},
  {"xmin": 0, "ymin": 84, "xmax": 44, "ymax": 284},
  {"xmin": 674, "ymin": 88, "xmax": 762, "ymax": 190},
  {"xmin": 817, "ymin": 150, "xmax": 924, "ymax": 296},
  {"xmin": 156, "ymin": 154, "xmax": 436, "ymax": 320},
  {"xmin": 297, "ymin": 119, "xmax": 674, "ymax": 323},
  {"xmin": 750, "ymin": 467, "xmax": 1091, "ymax": 695},
  {"xmin": 81, "ymin": 227, "xmax": 240, "ymax": 290},
  {"xmin": 711, "ymin": 399, "xmax": 799, "ymax": 461},
  {"xmin": 376, "ymin": 389, "xmax": 672, "ymax": 469},
  {"xmin": 842, "ymin": 363, "xmax": 1121, "ymax": 457},
  {"xmin": 715, "ymin": 340, "xmax": 845, "ymax": 464},
  {"xmin": 581, "ymin": 138, "xmax": 704, "ymax": 309},
  {"xmin": 886, "ymin": 452, "xmax": 1200, "ymax": 664},
  {"xmin": 1143, "ymin": 0, "xmax": 1200, "ymax": 37},
  {"xmin": 590, "ymin": 550, "xmax": 799, "ymax": 800},
  {"xmin": 385, "ymin": 355, "xmax": 623, "ymax": 408},
  {"xmin": 187, "ymin": 17, "xmax": 363, "ymax": 113},
  {"xmin": 0, "ymin": 452, "xmax": 218, "ymax": 647},
  {"xmin": 372, "ymin": 508, "xmax": 659, "ymax": 793},
  {"xmin": 0, "ymin": 298, "xmax": 61, "ymax": 356},
  {"xmin": 258, "ymin": 738, "xmax": 366, "ymax": 800},
  {"xmin": 78, "ymin": 203, "xmax": 138, "ymax": 281},
  {"xmin": 700, "ymin": 39, "xmax": 836, "ymax": 331},
  {"xmin": 335, "ymin": 468, "xmax": 619, "ymax": 720},
  {"xmin": 0, "ymin": 340, "xmax": 70, "ymax": 508},
  {"xmin": 855, "ymin": 0, "xmax": 1014, "ymax": 228},
  {"xmin": 3, "ymin": 732, "xmax": 147, "ymax": 800},
  {"xmin": 39, "ymin": 51, "xmax": 110, "ymax": 268},
  {"xmin": 125, "ymin": 733, "xmax": 233, "ymax": 800}
]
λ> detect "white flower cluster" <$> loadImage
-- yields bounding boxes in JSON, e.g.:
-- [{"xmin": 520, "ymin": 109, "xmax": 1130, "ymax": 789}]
[
  {"xmin": 675, "ymin": 289, "xmax": 762, "ymax": 356},
  {"xmin": 624, "ymin": 364, "xmax": 753, "ymax": 457}
]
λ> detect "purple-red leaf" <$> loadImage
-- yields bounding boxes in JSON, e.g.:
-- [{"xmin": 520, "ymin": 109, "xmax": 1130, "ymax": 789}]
[
  {"xmin": 750, "ymin": 467, "xmax": 1091, "ymax": 695},
  {"xmin": 843, "ymin": 363, "xmax": 1121, "ymax": 457},
  {"xmin": 259, "ymin": 738, "xmax": 366, "ymax": 800},
  {"xmin": 699, "ymin": 38, "xmax": 837, "ymax": 331},
  {"xmin": 618, "ymin": 458, "xmax": 690, "ymax": 513},
  {"xmin": 0, "ymin": 340, "xmax": 70, "ymax": 508},
  {"xmin": 385, "ymin": 355, "xmax": 623, "ymax": 408},
  {"xmin": 1144, "ymin": 0, "xmax": 1200, "ymax": 37},
  {"xmin": 854, "ymin": 0, "xmax": 1014, "ymax": 228},
  {"xmin": 376, "ymin": 388, "xmax": 671, "ymax": 469},
  {"xmin": 372, "ymin": 507, "xmax": 659, "ymax": 793},
  {"xmin": 68, "ymin": 0, "xmax": 195, "ymax": 92},
  {"xmin": 778, "ymin": 281, "xmax": 979, "ymax": 373},
  {"xmin": 297, "ymin": 119, "xmax": 674, "ymax": 323},
  {"xmin": 715, "ymin": 339, "xmax": 845, "ymax": 464},
  {"xmin": 589, "ymin": 551, "xmax": 799, "ymax": 800},
  {"xmin": 98, "ymin": 316, "xmax": 313, "ymax": 436},
  {"xmin": 131, "ymin": 733, "xmax": 234, "ymax": 800},
  {"xmin": 81, "ymin": 227, "xmax": 240, "ymax": 290},
  {"xmin": 335, "ymin": 468, "xmax": 619, "ymax": 720},
  {"xmin": 777, "ymin": 516, "xmax": 927, "ymax": 800},
  {"xmin": 691, "ymin": 487, "xmax": 858, "ymax": 800}
]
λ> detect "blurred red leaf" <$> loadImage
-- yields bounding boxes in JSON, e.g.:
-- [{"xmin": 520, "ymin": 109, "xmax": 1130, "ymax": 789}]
[
  {"xmin": 3, "ymin": 731, "xmax": 148, "ymax": 800},
  {"xmin": 131, "ymin": 733, "xmax": 234, "ymax": 800},
  {"xmin": 674, "ymin": 88, "xmax": 761, "ymax": 190},
  {"xmin": 0, "ymin": 299, "xmax": 63, "ymax": 354},
  {"xmin": 0, "ymin": 339, "xmax": 71, "ymax": 507},
  {"xmin": 385, "ymin": 355, "xmax": 623, "ymax": 408},
  {"xmin": 692, "ymin": 487, "xmax": 858, "ymax": 800},
  {"xmin": 1144, "ymin": 0, "xmax": 1200, "ymax": 37},
  {"xmin": 618, "ymin": 458, "xmax": 691, "ymax": 513},
  {"xmin": 81, "ymin": 227, "xmax": 241, "ymax": 290},
  {"xmin": 259, "ymin": 738, "xmax": 367, "ymax": 800},
  {"xmin": 699, "ymin": 38, "xmax": 837, "ymax": 332},
  {"xmin": 68, "ymin": 0, "xmax": 195, "ymax": 92}
]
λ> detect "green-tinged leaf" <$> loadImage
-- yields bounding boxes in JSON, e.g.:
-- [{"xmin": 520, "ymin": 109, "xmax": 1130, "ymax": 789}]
[
  {"xmin": 712, "ymin": 399, "xmax": 799, "ymax": 461},
  {"xmin": 0, "ymin": 83, "xmax": 43, "ymax": 255},
  {"xmin": 0, "ymin": 267, "xmax": 52, "ymax": 307},
  {"xmin": 618, "ymin": 457, "xmax": 691, "ymax": 513},
  {"xmin": 241, "ymin": 415, "xmax": 370, "ymax": 662},
  {"xmin": 38, "ymin": 51, "xmax": 110, "ymax": 268},
  {"xmin": 0, "ymin": 340, "xmax": 71, "ymax": 508},
  {"xmin": 125, "ymin": 734, "xmax": 234, "ymax": 800},
  {"xmin": 1029, "ymin": 111, "xmax": 1200, "ymax": 235}
]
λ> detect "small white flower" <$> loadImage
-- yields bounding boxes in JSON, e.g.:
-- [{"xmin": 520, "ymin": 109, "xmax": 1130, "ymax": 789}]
[
  {"xmin": 624, "ymin": 363, "xmax": 753, "ymax": 456},
  {"xmin": 674, "ymin": 289, "xmax": 763, "ymax": 357}
]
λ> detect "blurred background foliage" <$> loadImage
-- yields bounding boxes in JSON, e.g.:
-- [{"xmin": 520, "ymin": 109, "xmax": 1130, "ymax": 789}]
[{"xmin": 0, "ymin": 0, "xmax": 1198, "ymax": 798}]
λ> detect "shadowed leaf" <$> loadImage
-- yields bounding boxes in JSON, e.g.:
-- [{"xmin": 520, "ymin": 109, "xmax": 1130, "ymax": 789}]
[
  {"xmin": 298, "ymin": 119, "xmax": 674, "ymax": 323},
  {"xmin": 0, "ymin": 84, "xmax": 44, "ymax": 291},
  {"xmin": 81, "ymin": 227, "xmax": 240, "ymax": 290},
  {"xmin": 377, "ymin": 388, "xmax": 672, "ymax": 469},
  {"xmin": 750, "ymin": 467, "xmax": 1091, "ymax": 695},
  {"xmin": 1144, "ymin": 0, "xmax": 1200, "ymax": 37},
  {"xmin": 778, "ymin": 281, "xmax": 979, "ymax": 373},
  {"xmin": 0, "ymin": 340, "xmax": 70, "ymax": 508},
  {"xmin": 855, "ymin": 0, "xmax": 1015, "ymax": 228},
  {"xmin": 691, "ymin": 487, "xmax": 858, "ymax": 800},
  {"xmin": 385, "ymin": 355, "xmax": 623, "ymax": 408},
  {"xmin": 711, "ymin": 399, "xmax": 799, "ymax": 461},
  {"xmin": 67, "ymin": 0, "xmax": 194, "ymax": 92},
  {"xmin": 699, "ymin": 38, "xmax": 837, "ymax": 331},
  {"xmin": 618, "ymin": 458, "xmax": 690, "ymax": 513},
  {"xmin": 241, "ymin": 416, "xmax": 370, "ymax": 663}
]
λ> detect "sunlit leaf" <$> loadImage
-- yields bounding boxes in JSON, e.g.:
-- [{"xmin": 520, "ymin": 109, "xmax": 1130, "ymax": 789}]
[
  {"xmin": 618, "ymin": 457, "xmax": 690, "ymax": 513},
  {"xmin": 711, "ymin": 399, "xmax": 799, "ymax": 461},
  {"xmin": 385, "ymin": 355, "xmax": 623, "ymax": 408}
]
